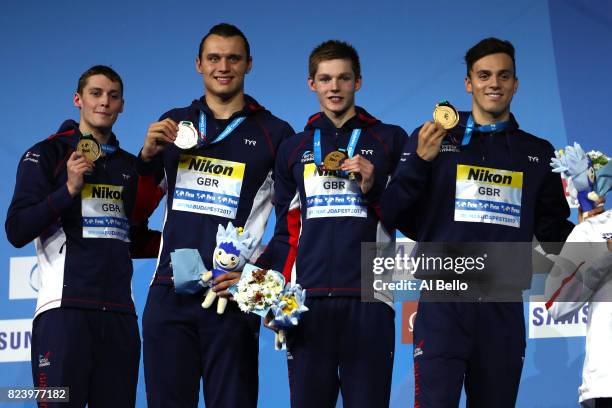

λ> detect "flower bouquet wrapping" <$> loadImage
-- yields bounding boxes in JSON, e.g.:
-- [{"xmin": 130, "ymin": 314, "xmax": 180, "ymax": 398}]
[
  {"xmin": 229, "ymin": 264, "xmax": 309, "ymax": 350},
  {"xmin": 230, "ymin": 264, "xmax": 286, "ymax": 316},
  {"xmin": 268, "ymin": 285, "xmax": 309, "ymax": 350}
]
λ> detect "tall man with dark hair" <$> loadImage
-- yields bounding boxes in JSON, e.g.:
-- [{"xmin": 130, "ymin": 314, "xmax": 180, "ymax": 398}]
[
  {"xmin": 137, "ymin": 23, "xmax": 294, "ymax": 407},
  {"xmin": 381, "ymin": 37, "xmax": 575, "ymax": 407},
  {"xmin": 263, "ymin": 40, "xmax": 407, "ymax": 407},
  {"xmin": 6, "ymin": 65, "xmax": 152, "ymax": 407}
]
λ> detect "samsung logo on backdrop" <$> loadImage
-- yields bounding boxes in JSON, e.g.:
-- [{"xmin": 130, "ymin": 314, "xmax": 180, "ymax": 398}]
[
  {"xmin": 0, "ymin": 319, "xmax": 33, "ymax": 362},
  {"xmin": 0, "ymin": 330, "xmax": 31, "ymax": 350},
  {"xmin": 528, "ymin": 298, "xmax": 587, "ymax": 339}
]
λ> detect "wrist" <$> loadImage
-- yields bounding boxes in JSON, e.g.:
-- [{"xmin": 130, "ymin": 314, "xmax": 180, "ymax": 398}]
[{"xmin": 66, "ymin": 181, "xmax": 79, "ymax": 197}]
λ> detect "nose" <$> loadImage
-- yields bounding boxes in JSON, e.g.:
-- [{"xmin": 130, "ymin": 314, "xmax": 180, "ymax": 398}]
[
  {"xmin": 331, "ymin": 78, "xmax": 340, "ymax": 91},
  {"xmin": 490, "ymin": 75, "xmax": 501, "ymax": 88},
  {"xmin": 218, "ymin": 57, "xmax": 230, "ymax": 72},
  {"xmin": 100, "ymin": 93, "xmax": 110, "ymax": 106}
]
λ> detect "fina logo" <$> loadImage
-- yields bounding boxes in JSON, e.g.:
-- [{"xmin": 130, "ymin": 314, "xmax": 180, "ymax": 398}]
[{"xmin": 9, "ymin": 256, "xmax": 40, "ymax": 300}]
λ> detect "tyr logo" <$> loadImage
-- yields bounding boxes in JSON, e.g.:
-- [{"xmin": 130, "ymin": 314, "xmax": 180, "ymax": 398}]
[
  {"xmin": 528, "ymin": 156, "xmax": 539, "ymax": 163},
  {"xmin": 244, "ymin": 139, "xmax": 256, "ymax": 146},
  {"xmin": 360, "ymin": 149, "xmax": 373, "ymax": 155}
]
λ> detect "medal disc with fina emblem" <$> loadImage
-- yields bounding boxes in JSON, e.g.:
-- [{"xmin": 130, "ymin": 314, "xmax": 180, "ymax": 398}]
[
  {"xmin": 433, "ymin": 101, "xmax": 459, "ymax": 130},
  {"xmin": 175, "ymin": 121, "xmax": 198, "ymax": 149},
  {"xmin": 76, "ymin": 138, "xmax": 101, "ymax": 162},
  {"xmin": 323, "ymin": 150, "xmax": 348, "ymax": 171}
]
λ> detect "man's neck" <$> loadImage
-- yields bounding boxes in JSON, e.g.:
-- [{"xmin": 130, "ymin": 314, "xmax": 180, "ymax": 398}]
[
  {"xmin": 324, "ymin": 106, "xmax": 357, "ymax": 129},
  {"xmin": 205, "ymin": 92, "xmax": 246, "ymax": 120},
  {"xmin": 79, "ymin": 123, "xmax": 111, "ymax": 145},
  {"xmin": 471, "ymin": 106, "xmax": 510, "ymax": 126}
]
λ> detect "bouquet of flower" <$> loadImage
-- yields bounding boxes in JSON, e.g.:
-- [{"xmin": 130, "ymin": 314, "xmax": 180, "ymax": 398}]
[
  {"xmin": 229, "ymin": 264, "xmax": 309, "ymax": 349},
  {"xmin": 268, "ymin": 285, "xmax": 309, "ymax": 350},
  {"xmin": 230, "ymin": 264, "xmax": 285, "ymax": 316},
  {"xmin": 586, "ymin": 150, "xmax": 610, "ymax": 171}
]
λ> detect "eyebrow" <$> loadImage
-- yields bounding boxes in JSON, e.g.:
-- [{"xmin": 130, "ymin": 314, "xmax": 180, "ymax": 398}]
[
  {"xmin": 476, "ymin": 69, "xmax": 513, "ymax": 74},
  {"xmin": 206, "ymin": 53, "xmax": 243, "ymax": 58},
  {"xmin": 316, "ymin": 72, "xmax": 353, "ymax": 77}
]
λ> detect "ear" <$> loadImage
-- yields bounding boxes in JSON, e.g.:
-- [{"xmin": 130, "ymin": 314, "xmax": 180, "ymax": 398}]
[
  {"xmin": 307, "ymin": 77, "xmax": 316, "ymax": 92},
  {"xmin": 118, "ymin": 98, "xmax": 124, "ymax": 114},
  {"xmin": 513, "ymin": 77, "xmax": 519, "ymax": 94},
  {"xmin": 73, "ymin": 92, "xmax": 82, "ymax": 109},
  {"xmin": 246, "ymin": 56, "xmax": 253, "ymax": 74},
  {"xmin": 195, "ymin": 57, "xmax": 204, "ymax": 75},
  {"xmin": 355, "ymin": 76, "xmax": 362, "ymax": 92},
  {"xmin": 464, "ymin": 75, "xmax": 473, "ymax": 94}
]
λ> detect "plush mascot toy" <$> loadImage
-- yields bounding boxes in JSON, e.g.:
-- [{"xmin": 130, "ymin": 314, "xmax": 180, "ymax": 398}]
[
  {"xmin": 550, "ymin": 142, "xmax": 600, "ymax": 211},
  {"xmin": 201, "ymin": 222, "xmax": 256, "ymax": 314}
]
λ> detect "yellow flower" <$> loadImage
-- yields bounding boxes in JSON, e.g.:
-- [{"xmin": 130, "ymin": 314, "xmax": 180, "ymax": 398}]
[{"xmin": 281, "ymin": 296, "xmax": 298, "ymax": 315}]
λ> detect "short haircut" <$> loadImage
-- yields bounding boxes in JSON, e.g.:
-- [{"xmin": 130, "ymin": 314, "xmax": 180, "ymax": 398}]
[
  {"xmin": 198, "ymin": 23, "xmax": 251, "ymax": 60},
  {"xmin": 308, "ymin": 40, "xmax": 361, "ymax": 79},
  {"xmin": 464, "ymin": 37, "xmax": 516, "ymax": 77},
  {"xmin": 77, "ymin": 65, "xmax": 123, "ymax": 95}
]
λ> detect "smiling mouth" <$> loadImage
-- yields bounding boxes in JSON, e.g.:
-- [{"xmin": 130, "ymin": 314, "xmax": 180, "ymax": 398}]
[
  {"xmin": 485, "ymin": 92, "xmax": 503, "ymax": 99},
  {"xmin": 215, "ymin": 76, "xmax": 233, "ymax": 84},
  {"xmin": 328, "ymin": 96, "xmax": 343, "ymax": 103}
]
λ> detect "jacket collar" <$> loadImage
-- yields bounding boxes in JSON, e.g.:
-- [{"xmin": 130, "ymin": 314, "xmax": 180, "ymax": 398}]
[{"xmin": 304, "ymin": 106, "xmax": 380, "ymax": 132}]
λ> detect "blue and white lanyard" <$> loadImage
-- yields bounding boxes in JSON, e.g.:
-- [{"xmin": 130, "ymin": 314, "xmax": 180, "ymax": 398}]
[
  {"xmin": 198, "ymin": 111, "xmax": 246, "ymax": 146},
  {"xmin": 313, "ymin": 128, "xmax": 362, "ymax": 166},
  {"xmin": 460, "ymin": 115, "xmax": 510, "ymax": 146},
  {"xmin": 100, "ymin": 144, "xmax": 117, "ymax": 155}
]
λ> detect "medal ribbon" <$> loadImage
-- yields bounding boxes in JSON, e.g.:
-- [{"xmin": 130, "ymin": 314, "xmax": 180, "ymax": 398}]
[
  {"xmin": 461, "ymin": 115, "xmax": 511, "ymax": 146},
  {"xmin": 100, "ymin": 144, "xmax": 117, "ymax": 155},
  {"xmin": 313, "ymin": 128, "xmax": 362, "ymax": 166},
  {"xmin": 198, "ymin": 111, "xmax": 246, "ymax": 146}
]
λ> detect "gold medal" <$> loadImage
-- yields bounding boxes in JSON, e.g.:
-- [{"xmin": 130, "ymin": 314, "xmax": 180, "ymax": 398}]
[
  {"xmin": 433, "ymin": 101, "xmax": 459, "ymax": 130},
  {"xmin": 323, "ymin": 150, "xmax": 347, "ymax": 171},
  {"xmin": 76, "ymin": 136, "xmax": 101, "ymax": 162}
]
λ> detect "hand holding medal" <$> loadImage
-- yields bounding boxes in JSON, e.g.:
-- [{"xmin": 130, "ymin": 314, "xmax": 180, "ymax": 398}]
[
  {"xmin": 76, "ymin": 134, "xmax": 102, "ymax": 162},
  {"xmin": 67, "ymin": 136, "xmax": 97, "ymax": 197},
  {"xmin": 340, "ymin": 155, "xmax": 375, "ymax": 193},
  {"xmin": 415, "ymin": 103, "xmax": 454, "ymax": 162},
  {"xmin": 141, "ymin": 118, "xmax": 178, "ymax": 162},
  {"xmin": 433, "ymin": 100, "xmax": 459, "ymax": 130}
]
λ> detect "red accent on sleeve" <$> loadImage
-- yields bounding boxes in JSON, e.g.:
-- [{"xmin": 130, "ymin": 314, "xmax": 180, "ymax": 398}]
[
  {"xmin": 132, "ymin": 175, "xmax": 164, "ymax": 223},
  {"xmin": 282, "ymin": 207, "xmax": 301, "ymax": 281},
  {"xmin": 545, "ymin": 261, "xmax": 584, "ymax": 310}
]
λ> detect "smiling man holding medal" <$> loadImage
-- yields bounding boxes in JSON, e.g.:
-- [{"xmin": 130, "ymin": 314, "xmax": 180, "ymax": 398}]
[
  {"xmin": 5, "ymin": 65, "xmax": 157, "ymax": 407},
  {"xmin": 135, "ymin": 23, "xmax": 294, "ymax": 408},
  {"xmin": 261, "ymin": 40, "xmax": 407, "ymax": 408},
  {"xmin": 381, "ymin": 38, "xmax": 576, "ymax": 407}
]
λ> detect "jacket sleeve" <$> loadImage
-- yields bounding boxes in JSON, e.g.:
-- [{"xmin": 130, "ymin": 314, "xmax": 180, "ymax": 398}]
[
  {"xmin": 129, "ymin": 174, "xmax": 166, "ymax": 259},
  {"xmin": 535, "ymin": 143, "xmax": 575, "ymax": 253},
  {"xmin": 363, "ymin": 126, "xmax": 410, "ymax": 204},
  {"xmin": 380, "ymin": 127, "xmax": 432, "ymax": 238},
  {"xmin": 545, "ymin": 252, "xmax": 612, "ymax": 320},
  {"xmin": 134, "ymin": 111, "xmax": 173, "ymax": 186},
  {"xmin": 255, "ymin": 139, "xmax": 301, "ymax": 282},
  {"xmin": 5, "ymin": 144, "xmax": 75, "ymax": 248}
]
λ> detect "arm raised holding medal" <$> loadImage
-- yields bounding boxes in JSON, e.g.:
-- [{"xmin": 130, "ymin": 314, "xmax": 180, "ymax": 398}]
[
  {"xmin": 140, "ymin": 118, "xmax": 178, "ymax": 162},
  {"xmin": 340, "ymin": 154, "xmax": 375, "ymax": 193},
  {"xmin": 66, "ymin": 151, "xmax": 94, "ymax": 197},
  {"xmin": 415, "ymin": 120, "xmax": 447, "ymax": 162}
]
